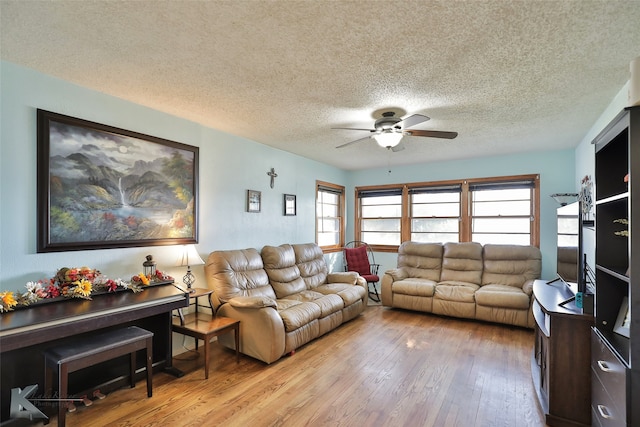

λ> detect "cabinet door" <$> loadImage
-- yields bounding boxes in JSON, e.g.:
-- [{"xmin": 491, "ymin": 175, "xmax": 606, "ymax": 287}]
[{"xmin": 539, "ymin": 330, "xmax": 550, "ymax": 399}]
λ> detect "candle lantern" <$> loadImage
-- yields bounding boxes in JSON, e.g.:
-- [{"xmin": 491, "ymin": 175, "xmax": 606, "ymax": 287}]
[{"xmin": 143, "ymin": 255, "xmax": 156, "ymax": 278}]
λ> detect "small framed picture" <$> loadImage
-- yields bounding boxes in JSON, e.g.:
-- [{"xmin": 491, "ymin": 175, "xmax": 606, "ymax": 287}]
[
  {"xmin": 284, "ymin": 194, "xmax": 296, "ymax": 216},
  {"xmin": 613, "ymin": 296, "xmax": 631, "ymax": 338},
  {"xmin": 247, "ymin": 190, "xmax": 261, "ymax": 213}
]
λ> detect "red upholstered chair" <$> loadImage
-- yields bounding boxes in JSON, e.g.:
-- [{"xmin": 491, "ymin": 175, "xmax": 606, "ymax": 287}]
[{"xmin": 343, "ymin": 241, "xmax": 380, "ymax": 302}]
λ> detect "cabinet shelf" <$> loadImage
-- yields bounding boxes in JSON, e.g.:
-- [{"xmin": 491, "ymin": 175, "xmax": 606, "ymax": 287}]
[
  {"xmin": 596, "ymin": 264, "xmax": 630, "ymax": 282},
  {"xmin": 596, "ymin": 191, "xmax": 629, "ymax": 205}
]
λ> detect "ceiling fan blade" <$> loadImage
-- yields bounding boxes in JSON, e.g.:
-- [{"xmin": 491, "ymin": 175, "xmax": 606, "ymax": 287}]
[
  {"xmin": 406, "ymin": 129, "xmax": 458, "ymax": 139},
  {"xmin": 335, "ymin": 135, "xmax": 372, "ymax": 149},
  {"xmin": 331, "ymin": 127, "xmax": 375, "ymax": 132},
  {"xmin": 399, "ymin": 114, "xmax": 430, "ymax": 129}
]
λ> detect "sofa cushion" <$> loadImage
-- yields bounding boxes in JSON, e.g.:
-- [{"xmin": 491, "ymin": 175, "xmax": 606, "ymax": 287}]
[
  {"xmin": 475, "ymin": 284, "xmax": 530, "ymax": 310},
  {"xmin": 262, "ymin": 244, "xmax": 307, "ymax": 298},
  {"xmin": 293, "ymin": 243, "xmax": 329, "ymax": 288},
  {"xmin": 397, "ymin": 242, "xmax": 443, "ymax": 281},
  {"xmin": 312, "ymin": 294, "xmax": 345, "ymax": 317},
  {"xmin": 434, "ymin": 281, "xmax": 479, "ymax": 303},
  {"xmin": 283, "ymin": 291, "xmax": 344, "ymax": 316},
  {"xmin": 205, "ymin": 248, "xmax": 276, "ymax": 303},
  {"xmin": 276, "ymin": 299, "xmax": 322, "ymax": 332},
  {"xmin": 315, "ymin": 283, "xmax": 366, "ymax": 305},
  {"xmin": 393, "ymin": 278, "xmax": 437, "ymax": 297},
  {"xmin": 481, "ymin": 244, "xmax": 542, "ymax": 288},
  {"xmin": 440, "ymin": 242, "xmax": 483, "ymax": 285}
]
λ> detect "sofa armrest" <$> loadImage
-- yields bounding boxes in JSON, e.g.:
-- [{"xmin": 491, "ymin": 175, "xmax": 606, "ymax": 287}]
[
  {"xmin": 384, "ymin": 268, "xmax": 408, "ymax": 281},
  {"xmin": 327, "ymin": 271, "xmax": 359, "ymax": 285},
  {"xmin": 227, "ymin": 295, "xmax": 277, "ymax": 309},
  {"xmin": 522, "ymin": 279, "xmax": 535, "ymax": 297},
  {"xmin": 217, "ymin": 302, "xmax": 285, "ymax": 364}
]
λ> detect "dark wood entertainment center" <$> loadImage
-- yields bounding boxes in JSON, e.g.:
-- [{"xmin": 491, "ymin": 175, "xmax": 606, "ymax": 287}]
[
  {"xmin": 591, "ymin": 106, "xmax": 639, "ymax": 427},
  {"xmin": 531, "ymin": 279, "xmax": 593, "ymax": 427},
  {"xmin": 0, "ymin": 284, "xmax": 188, "ymax": 422}
]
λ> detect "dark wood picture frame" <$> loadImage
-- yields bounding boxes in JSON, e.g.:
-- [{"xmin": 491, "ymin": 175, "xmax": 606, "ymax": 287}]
[
  {"xmin": 613, "ymin": 296, "xmax": 631, "ymax": 338},
  {"xmin": 37, "ymin": 109, "xmax": 199, "ymax": 252},
  {"xmin": 247, "ymin": 190, "xmax": 261, "ymax": 213},
  {"xmin": 284, "ymin": 194, "xmax": 296, "ymax": 216}
]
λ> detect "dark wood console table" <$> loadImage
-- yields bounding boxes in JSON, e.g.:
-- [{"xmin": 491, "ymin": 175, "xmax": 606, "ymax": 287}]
[
  {"xmin": 0, "ymin": 284, "xmax": 188, "ymax": 422},
  {"xmin": 531, "ymin": 279, "xmax": 593, "ymax": 427}
]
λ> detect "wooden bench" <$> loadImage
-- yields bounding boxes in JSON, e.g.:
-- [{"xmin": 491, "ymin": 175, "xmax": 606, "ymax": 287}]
[{"xmin": 43, "ymin": 326, "xmax": 153, "ymax": 427}]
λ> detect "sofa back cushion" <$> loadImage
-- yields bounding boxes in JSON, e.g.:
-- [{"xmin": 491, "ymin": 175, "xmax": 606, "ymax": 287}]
[
  {"xmin": 261, "ymin": 244, "xmax": 307, "ymax": 298},
  {"xmin": 397, "ymin": 242, "xmax": 443, "ymax": 281},
  {"xmin": 292, "ymin": 243, "xmax": 329, "ymax": 289},
  {"xmin": 205, "ymin": 248, "xmax": 276, "ymax": 303},
  {"xmin": 440, "ymin": 242, "xmax": 483, "ymax": 285},
  {"xmin": 482, "ymin": 244, "xmax": 542, "ymax": 288}
]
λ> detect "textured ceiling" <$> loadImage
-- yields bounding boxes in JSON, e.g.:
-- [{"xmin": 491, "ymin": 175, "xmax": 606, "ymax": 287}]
[{"xmin": 1, "ymin": 1, "xmax": 639, "ymax": 170}]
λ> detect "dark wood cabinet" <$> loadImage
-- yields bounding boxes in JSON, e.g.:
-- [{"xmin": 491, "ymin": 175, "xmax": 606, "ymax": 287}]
[
  {"xmin": 591, "ymin": 106, "xmax": 639, "ymax": 427},
  {"xmin": 531, "ymin": 279, "xmax": 593, "ymax": 427}
]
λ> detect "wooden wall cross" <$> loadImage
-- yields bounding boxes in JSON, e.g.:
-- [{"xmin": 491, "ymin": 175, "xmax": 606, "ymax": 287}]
[{"xmin": 267, "ymin": 168, "xmax": 278, "ymax": 188}]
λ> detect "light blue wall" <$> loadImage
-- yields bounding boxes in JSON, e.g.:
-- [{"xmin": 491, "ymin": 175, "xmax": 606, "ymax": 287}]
[
  {"xmin": 0, "ymin": 61, "xmax": 347, "ymax": 291},
  {"xmin": 347, "ymin": 151, "xmax": 576, "ymax": 280},
  {"xmin": 2, "ymin": 59, "xmax": 620, "ymax": 293}
]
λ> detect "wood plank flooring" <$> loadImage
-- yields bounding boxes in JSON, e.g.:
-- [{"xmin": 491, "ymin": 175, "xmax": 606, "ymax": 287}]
[{"xmin": 42, "ymin": 306, "xmax": 547, "ymax": 426}]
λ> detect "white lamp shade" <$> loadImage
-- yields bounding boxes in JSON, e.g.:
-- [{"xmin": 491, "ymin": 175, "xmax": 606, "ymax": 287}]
[
  {"xmin": 373, "ymin": 131, "xmax": 403, "ymax": 148},
  {"xmin": 176, "ymin": 244, "xmax": 205, "ymax": 267}
]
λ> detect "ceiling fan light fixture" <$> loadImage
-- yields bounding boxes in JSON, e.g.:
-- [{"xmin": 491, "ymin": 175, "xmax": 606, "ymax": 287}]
[{"xmin": 373, "ymin": 130, "xmax": 403, "ymax": 148}]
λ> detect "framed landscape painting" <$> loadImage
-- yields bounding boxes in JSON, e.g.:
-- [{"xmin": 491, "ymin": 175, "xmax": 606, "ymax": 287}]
[{"xmin": 37, "ymin": 109, "xmax": 199, "ymax": 252}]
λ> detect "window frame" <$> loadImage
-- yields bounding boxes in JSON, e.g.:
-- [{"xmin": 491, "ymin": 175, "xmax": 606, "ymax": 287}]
[
  {"xmin": 316, "ymin": 180, "xmax": 345, "ymax": 253},
  {"xmin": 355, "ymin": 174, "xmax": 540, "ymax": 251}
]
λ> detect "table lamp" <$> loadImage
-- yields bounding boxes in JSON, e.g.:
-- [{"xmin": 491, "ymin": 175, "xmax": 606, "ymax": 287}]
[{"xmin": 176, "ymin": 244, "xmax": 205, "ymax": 293}]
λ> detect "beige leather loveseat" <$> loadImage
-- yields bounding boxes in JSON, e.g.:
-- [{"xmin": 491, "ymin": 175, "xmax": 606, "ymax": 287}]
[
  {"xmin": 381, "ymin": 242, "xmax": 542, "ymax": 328},
  {"xmin": 205, "ymin": 243, "xmax": 367, "ymax": 364}
]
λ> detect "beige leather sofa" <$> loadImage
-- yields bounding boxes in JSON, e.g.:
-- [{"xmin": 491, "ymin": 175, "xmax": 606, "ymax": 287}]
[
  {"xmin": 205, "ymin": 243, "xmax": 367, "ymax": 364},
  {"xmin": 381, "ymin": 242, "xmax": 542, "ymax": 328}
]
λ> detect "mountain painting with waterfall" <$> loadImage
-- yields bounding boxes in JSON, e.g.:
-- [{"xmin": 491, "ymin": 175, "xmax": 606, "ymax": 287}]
[{"xmin": 37, "ymin": 110, "xmax": 198, "ymax": 252}]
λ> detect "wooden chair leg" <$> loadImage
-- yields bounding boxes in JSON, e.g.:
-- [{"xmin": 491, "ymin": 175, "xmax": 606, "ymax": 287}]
[
  {"xmin": 234, "ymin": 326, "xmax": 240, "ymax": 364},
  {"xmin": 204, "ymin": 336, "xmax": 210, "ymax": 380},
  {"xmin": 369, "ymin": 282, "xmax": 380, "ymax": 302}
]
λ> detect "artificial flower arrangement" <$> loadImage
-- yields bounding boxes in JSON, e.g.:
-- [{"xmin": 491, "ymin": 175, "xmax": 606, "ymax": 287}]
[{"xmin": 0, "ymin": 267, "xmax": 173, "ymax": 313}]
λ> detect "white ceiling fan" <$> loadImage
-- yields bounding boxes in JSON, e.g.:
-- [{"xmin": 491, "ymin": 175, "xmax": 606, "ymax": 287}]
[{"xmin": 333, "ymin": 111, "xmax": 458, "ymax": 150}]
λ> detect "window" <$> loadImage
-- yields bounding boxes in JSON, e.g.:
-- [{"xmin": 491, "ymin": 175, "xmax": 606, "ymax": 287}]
[
  {"xmin": 359, "ymin": 188, "xmax": 402, "ymax": 246},
  {"xmin": 410, "ymin": 185, "xmax": 461, "ymax": 243},
  {"xmin": 316, "ymin": 181, "xmax": 345, "ymax": 252},
  {"xmin": 469, "ymin": 180, "xmax": 536, "ymax": 245},
  {"xmin": 356, "ymin": 174, "xmax": 539, "ymax": 251}
]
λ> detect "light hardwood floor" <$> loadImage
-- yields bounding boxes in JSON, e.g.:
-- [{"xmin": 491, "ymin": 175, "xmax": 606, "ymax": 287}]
[{"xmin": 44, "ymin": 305, "xmax": 547, "ymax": 426}]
